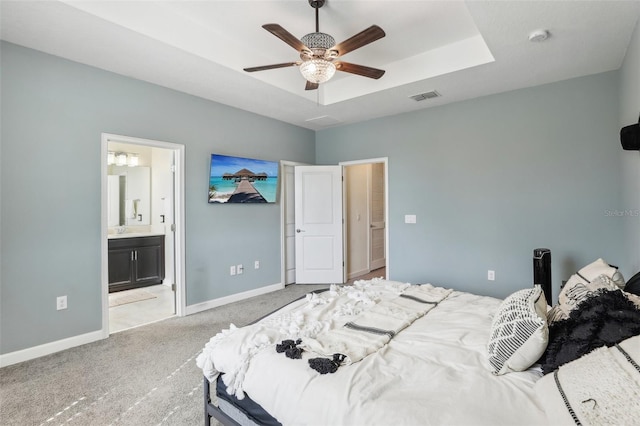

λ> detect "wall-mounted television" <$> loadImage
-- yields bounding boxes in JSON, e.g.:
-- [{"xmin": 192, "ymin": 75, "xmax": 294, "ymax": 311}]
[{"xmin": 208, "ymin": 154, "xmax": 279, "ymax": 204}]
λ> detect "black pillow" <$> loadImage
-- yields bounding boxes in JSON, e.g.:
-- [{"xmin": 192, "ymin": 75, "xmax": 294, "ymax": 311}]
[
  {"xmin": 625, "ymin": 271, "xmax": 640, "ymax": 296},
  {"xmin": 538, "ymin": 289, "xmax": 640, "ymax": 374}
]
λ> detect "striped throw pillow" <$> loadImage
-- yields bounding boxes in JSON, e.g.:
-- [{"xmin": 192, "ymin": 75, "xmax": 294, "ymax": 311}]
[{"xmin": 487, "ymin": 286, "xmax": 549, "ymax": 375}]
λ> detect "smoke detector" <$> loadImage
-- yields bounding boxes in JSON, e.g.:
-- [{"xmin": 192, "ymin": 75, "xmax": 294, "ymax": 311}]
[{"xmin": 528, "ymin": 29, "xmax": 550, "ymax": 42}]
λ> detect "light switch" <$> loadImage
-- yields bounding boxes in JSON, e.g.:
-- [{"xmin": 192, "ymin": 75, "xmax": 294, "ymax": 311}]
[{"xmin": 404, "ymin": 214, "xmax": 417, "ymax": 224}]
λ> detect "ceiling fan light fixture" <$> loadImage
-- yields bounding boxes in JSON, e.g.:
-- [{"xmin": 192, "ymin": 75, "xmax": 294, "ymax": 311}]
[
  {"xmin": 244, "ymin": 0, "xmax": 385, "ymax": 90},
  {"xmin": 299, "ymin": 58, "xmax": 336, "ymax": 83}
]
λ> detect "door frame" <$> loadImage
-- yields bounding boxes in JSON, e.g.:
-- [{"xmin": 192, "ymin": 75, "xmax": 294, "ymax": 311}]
[
  {"xmin": 100, "ymin": 133, "xmax": 186, "ymax": 338},
  {"xmin": 281, "ymin": 157, "xmax": 389, "ymax": 284},
  {"xmin": 340, "ymin": 157, "xmax": 389, "ymax": 280},
  {"xmin": 279, "ymin": 160, "xmax": 309, "ymax": 286}
]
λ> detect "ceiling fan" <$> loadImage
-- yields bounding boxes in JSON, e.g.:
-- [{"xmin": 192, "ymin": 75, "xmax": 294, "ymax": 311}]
[{"xmin": 244, "ymin": 0, "xmax": 386, "ymax": 91}]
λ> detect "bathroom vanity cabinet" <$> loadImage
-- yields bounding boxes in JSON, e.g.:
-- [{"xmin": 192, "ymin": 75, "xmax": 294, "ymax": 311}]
[{"xmin": 108, "ymin": 235, "xmax": 165, "ymax": 293}]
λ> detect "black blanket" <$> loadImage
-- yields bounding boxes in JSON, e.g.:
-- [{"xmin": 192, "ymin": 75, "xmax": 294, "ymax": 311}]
[{"xmin": 539, "ymin": 289, "xmax": 640, "ymax": 374}]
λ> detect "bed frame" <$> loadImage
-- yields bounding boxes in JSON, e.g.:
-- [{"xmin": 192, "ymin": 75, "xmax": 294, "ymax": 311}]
[
  {"xmin": 203, "ymin": 377, "xmax": 231, "ymax": 426},
  {"xmin": 204, "ymin": 377, "xmax": 236, "ymax": 426}
]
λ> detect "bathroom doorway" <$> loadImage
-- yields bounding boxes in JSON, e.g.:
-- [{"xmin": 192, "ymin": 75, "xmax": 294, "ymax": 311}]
[{"xmin": 101, "ymin": 133, "xmax": 186, "ymax": 335}]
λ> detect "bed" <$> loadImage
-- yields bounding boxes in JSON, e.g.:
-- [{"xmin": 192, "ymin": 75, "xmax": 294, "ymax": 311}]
[{"xmin": 197, "ymin": 259, "xmax": 640, "ymax": 426}]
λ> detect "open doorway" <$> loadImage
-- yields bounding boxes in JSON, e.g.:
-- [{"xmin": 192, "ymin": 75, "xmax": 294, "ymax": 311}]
[
  {"xmin": 101, "ymin": 133, "xmax": 186, "ymax": 336},
  {"xmin": 281, "ymin": 158, "xmax": 388, "ymax": 285},
  {"xmin": 280, "ymin": 161, "xmax": 308, "ymax": 285},
  {"xmin": 342, "ymin": 159, "xmax": 387, "ymax": 282}
]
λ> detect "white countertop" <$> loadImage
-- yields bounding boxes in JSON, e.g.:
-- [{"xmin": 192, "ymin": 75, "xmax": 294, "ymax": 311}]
[{"xmin": 108, "ymin": 232, "xmax": 165, "ymax": 239}]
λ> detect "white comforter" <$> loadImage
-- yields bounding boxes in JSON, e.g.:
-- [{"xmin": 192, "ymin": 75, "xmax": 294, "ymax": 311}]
[{"xmin": 197, "ymin": 279, "xmax": 547, "ymax": 425}]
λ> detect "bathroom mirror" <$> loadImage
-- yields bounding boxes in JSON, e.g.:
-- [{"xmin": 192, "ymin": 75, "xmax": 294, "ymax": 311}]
[{"xmin": 107, "ymin": 166, "xmax": 151, "ymax": 226}]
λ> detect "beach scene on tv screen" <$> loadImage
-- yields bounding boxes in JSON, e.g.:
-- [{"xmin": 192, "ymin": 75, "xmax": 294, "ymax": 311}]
[{"xmin": 209, "ymin": 154, "xmax": 278, "ymax": 203}]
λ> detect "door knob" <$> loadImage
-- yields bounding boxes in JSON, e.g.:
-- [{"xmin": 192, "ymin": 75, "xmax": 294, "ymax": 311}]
[{"xmin": 296, "ymin": 229, "xmax": 305, "ymax": 233}]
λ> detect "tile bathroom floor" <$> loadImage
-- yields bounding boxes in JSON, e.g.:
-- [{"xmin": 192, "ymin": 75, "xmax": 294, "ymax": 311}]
[{"xmin": 109, "ymin": 284, "xmax": 175, "ymax": 333}]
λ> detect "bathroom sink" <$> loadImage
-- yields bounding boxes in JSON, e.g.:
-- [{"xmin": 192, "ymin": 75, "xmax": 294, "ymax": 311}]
[{"xmin": 107, "ymin": 228, "xmax": 165, "ymax": 239}]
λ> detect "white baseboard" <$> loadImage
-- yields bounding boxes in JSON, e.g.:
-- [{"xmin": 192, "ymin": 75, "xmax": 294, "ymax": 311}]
[
  {"xmin": 0, "ymin": 329, "xmax": 106, "ymax": 368},
  {"xmin": 1, "ymin": 283, "xmax": 284, "ymax": 367},
  {"xmin": 371, "ymin": 259, "xmax": 386, "ymax": 270},
  {"xmin": 348, "ymin": 268, "xmax": 369, "ymax": 280},
  {"xmin": 185, "ymin": 282, "xmax": 284, "ymax": 316}
]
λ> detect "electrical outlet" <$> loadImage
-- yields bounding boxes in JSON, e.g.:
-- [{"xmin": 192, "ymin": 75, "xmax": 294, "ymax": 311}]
[
  {"xmin": 254, "ymin": 260, "xmax": 260, "ymax": 269},
  {"xmin": 488, "ymin": 270, "xmax": 495, "ymax": 281},
  {"xmin": 237, "ymin": 264, "xmax": 244, "ymax": 275},
  {"xmin": 57, "ymin": 296, "xmax": 67, "ymax": 310},
  {"xmin": 230, "ymin": 265, "xmax": 236, "ymax": 276}
]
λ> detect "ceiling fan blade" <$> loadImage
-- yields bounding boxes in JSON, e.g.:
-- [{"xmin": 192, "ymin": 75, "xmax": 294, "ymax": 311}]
[
  {"xmin": 332, "ymin": 25, "xmax": 385, "ymax": 57},
  {"xmin": 244, "ymin": 62, "xmax": 299, "ymax": 72},
  {"xmin": 305, "ymin": 81, "xmax": 319, "ymax": 91},
  {"xmin": 335, "ymin": 62, "xmax": 385, "ymax": 79},
  {"xmin": 263, "ymin": 24, "xmax": 309, "ymax": 52}
]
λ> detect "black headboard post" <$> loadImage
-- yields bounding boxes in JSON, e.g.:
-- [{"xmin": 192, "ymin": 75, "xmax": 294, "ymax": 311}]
[{"xmin": 533, "ymin": 248, "xmax": 552, "ymax": 305}]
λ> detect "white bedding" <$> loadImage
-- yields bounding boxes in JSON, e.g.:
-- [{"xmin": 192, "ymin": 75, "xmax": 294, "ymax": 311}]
[{"xmin": 197, "ymin": 279, "xmax": 547, "ymax": 425}]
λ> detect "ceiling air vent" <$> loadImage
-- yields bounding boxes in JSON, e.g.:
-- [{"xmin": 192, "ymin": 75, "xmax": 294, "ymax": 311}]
[
  {"xmin": 409, "ymin": 91, "xmax": 441, "ymax": 102},
  {"xmin": 305, "ymin": 115, "xmax": 342, "ymax": 127}
]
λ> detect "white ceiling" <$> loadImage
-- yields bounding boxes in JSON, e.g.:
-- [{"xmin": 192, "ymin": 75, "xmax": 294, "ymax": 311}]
[{"xmin": 2, "ymin": 1, "xmax": 639, "ymax": 130}]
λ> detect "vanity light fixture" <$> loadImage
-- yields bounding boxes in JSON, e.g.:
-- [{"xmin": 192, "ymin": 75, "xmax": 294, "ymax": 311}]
[
  {"xmin": 127, "ymin": 153, "xmax": 139, "ymax": 167},
  {"xmin": 109, "ymin": 151, "xmax": 140, "ymax": 167},
  {"xmin": 115, "ymin": 152, "xmax": 128, "ymax": 167}
]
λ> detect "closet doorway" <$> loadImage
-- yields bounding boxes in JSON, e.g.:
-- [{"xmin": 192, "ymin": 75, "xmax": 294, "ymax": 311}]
[
  {"xmin": 100, "ymin": 133, "xmax": 186, "ymax": 335},
  {"xmin": 280, "ymin": 158, "xmax": 388, "ymax": 285},
  {"xmin": 342, "ymin": 159, "xmax": 387, "ymax": 282}
]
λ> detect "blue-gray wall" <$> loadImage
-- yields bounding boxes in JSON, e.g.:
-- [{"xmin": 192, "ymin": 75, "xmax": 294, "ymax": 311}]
[
  {"xmin": 3, "ymin": 31, "xmax": 639, "ymax": 357},
  {"xmin": 0, "ymin": 42, "xmax": 315, "ymax": 354},
  {"xmin": 317, "ymin": 71, "xmax": 630, "ymax": 299}
]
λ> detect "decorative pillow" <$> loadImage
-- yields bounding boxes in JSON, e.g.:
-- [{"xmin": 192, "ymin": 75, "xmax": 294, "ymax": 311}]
[
  {"xmin": 547, "ymin": 274, "xmax": 620, "ymax": 324},
  {"xmin": 548, "ymin": 258, "xmax": 625, "ymax": 325},
  {"xmin": 487, "ymin": 285, "xmax": 548, "ymax": 375},
  {"xmin": 535, "ymin": 335, "xmax": 640, "ymax": 425},
  {"xmin": 539, "ymin": 289, "xmax": 640, "ymax": 374},
  {"xmin": 625, "ymin": 271, "xmax": 640, "ymax": 296},
  {"xmin": 563, "ymin": 258, "xmax": 625, "ymax": 290}
]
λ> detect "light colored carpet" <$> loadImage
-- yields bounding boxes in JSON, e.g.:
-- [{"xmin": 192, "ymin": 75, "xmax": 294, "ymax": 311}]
[
  {"xmin": 0, "ymin": 284, "xmax": 328, "ymax": 426},
  {"xmin": 109, "ymin": 288, "xmax": 157, "ymax": 307}
]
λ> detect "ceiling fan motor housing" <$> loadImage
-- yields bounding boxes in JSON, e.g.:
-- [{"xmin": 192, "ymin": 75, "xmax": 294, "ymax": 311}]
[{"xmin": 300, "ymin": 32, "xmax": 337, "ymax": 60}]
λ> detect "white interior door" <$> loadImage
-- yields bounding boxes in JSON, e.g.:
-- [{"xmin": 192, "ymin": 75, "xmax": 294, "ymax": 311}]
[
  {"xmin": 283, "ymin": 164, "xmax": 297, "ymax": 284},
  {"xmin": 294, "ymin": 166, "xmax": 344, "ymax": 284}
]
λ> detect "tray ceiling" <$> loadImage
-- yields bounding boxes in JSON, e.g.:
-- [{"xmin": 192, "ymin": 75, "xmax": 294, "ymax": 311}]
[{"xmin": 2, "ymin": 1, "xmax": 639, "ymax": 130}]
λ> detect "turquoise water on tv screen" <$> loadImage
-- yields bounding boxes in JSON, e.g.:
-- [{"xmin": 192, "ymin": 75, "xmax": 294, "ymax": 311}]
[{"xmin": 209, "ymin": 176, "xmax": 278, "ymax": 202}]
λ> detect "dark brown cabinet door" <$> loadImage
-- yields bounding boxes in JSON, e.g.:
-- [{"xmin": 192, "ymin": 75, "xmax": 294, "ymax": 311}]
[
  {"xmin": 108, "ymin": 236, "xmax": 165, "ymax": 293},
  {"xmin": 108, "ymin": 248, "xmax": 134, "ymax": 287},
  {"xmin": 133, "ymin": 245, "xmax": 164, "ymax": 285}
]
